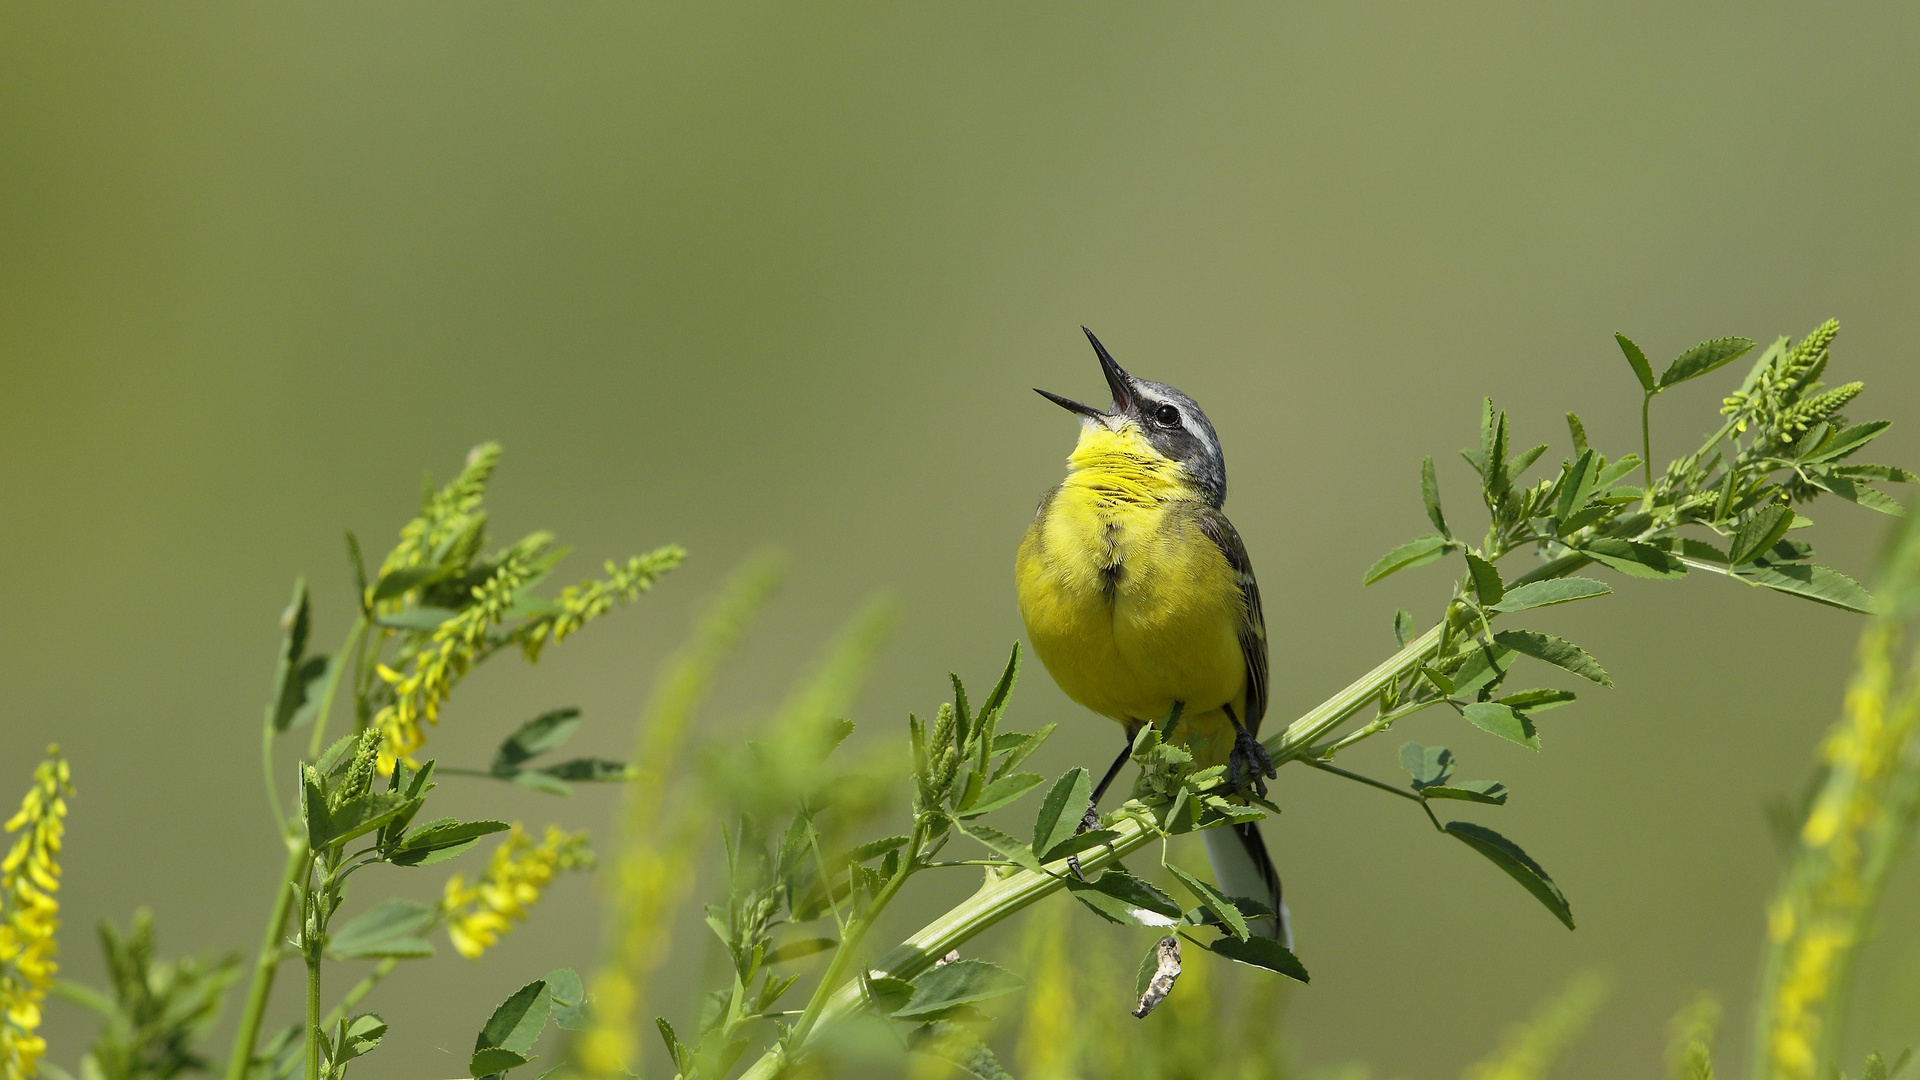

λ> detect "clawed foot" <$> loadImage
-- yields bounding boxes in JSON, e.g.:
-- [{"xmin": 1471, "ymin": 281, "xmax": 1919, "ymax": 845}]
[
  {"xmin": 1066, "ymin": 801, "xmax": 1101, "ymax": 879},
  {"xmin": 1228, "ymin": 727, "xmax": 1276, "ymax": 797}
]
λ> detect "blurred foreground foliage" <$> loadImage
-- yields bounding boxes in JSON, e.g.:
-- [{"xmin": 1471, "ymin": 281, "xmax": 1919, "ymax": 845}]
[{"xmin": 6, "ymin": 320, "xmax": 1919, "ymax": 1080}]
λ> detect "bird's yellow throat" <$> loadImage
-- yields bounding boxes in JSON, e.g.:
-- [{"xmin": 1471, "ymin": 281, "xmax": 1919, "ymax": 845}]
[{"xmin": 1059, "ymin": 422, "xmax": 1195, "ymax": 504}]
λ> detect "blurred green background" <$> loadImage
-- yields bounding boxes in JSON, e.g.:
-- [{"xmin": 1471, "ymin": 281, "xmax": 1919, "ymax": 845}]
[{"xmin": 5, "ymin": 4, "xmax": 1920, "ymax": 1078}]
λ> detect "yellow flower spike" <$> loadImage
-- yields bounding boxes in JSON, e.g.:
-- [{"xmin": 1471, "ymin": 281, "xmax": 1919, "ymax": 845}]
[
  {"xmin": 441, "ymin": 825, "xmax": 594, "ymax": 960},
  {"xmin": 1, "ymin": 747, "xmax": 73, "ymax": 1080}
]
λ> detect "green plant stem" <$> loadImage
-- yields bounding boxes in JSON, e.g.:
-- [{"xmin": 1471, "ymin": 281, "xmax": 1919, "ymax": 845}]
[
  {"xmin": 308, "ymin": 616, "xmax": 367, "ymax": 760},
  {"xmin": 304, "ymin": 943, "xmax": 322, "ymax": 1080},
  {"xmin": 226, "ymin": 615, "xmax": 363, "ymax": 1080},
  {"xmin": 225, "ymin": 835, "xmax": 307, "ymax": 1080},
  {"xmin": 1642, "ymin": 391, "xmax": 1656, "ymax": 505},
  {"xmin": 786, "ymin": 819, "xmax": 925, "ymax": 1049}
]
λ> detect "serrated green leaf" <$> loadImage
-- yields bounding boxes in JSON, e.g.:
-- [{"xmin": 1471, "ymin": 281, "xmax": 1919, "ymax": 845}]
[
  {"xmin": 543, "ymin": 968, "xmax": 583, "ymax": 1008},
  {"xmin": 336, "ymin": 1013, "xmax": 386, "ymax": 1062},
  {"xmin": 1393, "ymin": 609, "xmax": 1414, "ymax": 647},
  {"xmin": 509, "ymin": 771, "xmax": 572, "ymax": 796},
  {"xmin": 491, "ymin": 708, "xmax": 582, "ymax": 774},
  {"xmin": 1033, "ymin": 768, "xmax": 1091, "ymax": 859},
  {"xmin": 957, "ymin": 823, "xmax": 1041, "ymax": 873},
  {"xmin": 1446, "ymin": 645, "xmax": 1515, "ymax": 698},
  {"xmin": 656, "ymin": 1018, "xmax": 688, "ymax": 1075},
  {"xmin": 1566, "ymin": 413, "xmax": 1589, "ymax": 457},
  {"xmin": 956, "ymin": 772, "xmax": 1046, "ymax": 819},
  {"xmin": 389, "ymin": 819, "xmax": 511, "ymax": 866},
  {"xmin": 1730, "ymin": 503, "xmax": 1795, "ymax": 566},
  {"xmin": 1464, "ymin": 552, "xmax": 1504, "ymax": 606},
  {"xmin": 1398, "ymin": 743, "xmax": 1453, "ymax": 789},
  {"xmin": 1493, "ymin": 630, "xmax": 1613, "ymax": 687},
  {"xmin": 538, "ymin": 757, "xmax": 631, "ymax": 783},
  {"xmin": 329, "ymin": 899, "xmax": 436, "ymax": 959},
  {"xmin": 1207, "ymin": 935, "xmax": 1310, "ymax": 982},
  {"xmin": 1615, "ymin": 333, "xmax": 1656, "ymax": 392},
  {"xmin": 1419, "ymin": 666, "xmax": 1456, "ymax": 695},
  {"xmin": 1744, "ymin": 564, "xmax": 1874, "ymax": 614},
  {"xmin": 1040, "ymin": 828, "xmax": 1120, "ymax": 864},
  {"xmin": 1166, "ymin": 863, "xmax": 1249, "ymax": 941},
  {"xmin": 1443, "ymin": 821, "xmax": 1574, "ymax": 929},
  {"xmin": 473, "ymin": 978, "xmax": 551, "ymax": 1073},
  {"xmin": 907, "ymin": 1021, "xmax": 1015, "ymax": 1080},
  {"xmin": 1814, "ymin": 473, "xmax": 1906, "ymax": 516},
  {"xmin": 1363, "ymin": 536, "xmax": 1455, "ymax": 585},
  {"xmin": 1421, "ymin": 780, "xmax": 1508, "ymax": 805},
  {"xmin": 1659, "ymin": 337, "xmax": 1755, "ymax": 389},
  {"xmin": 989, "ymin": 723, "xmax": 1055, "ymax": 781},
  {"xmin": 321, "ymin": 792, "xmax": 414, "ymax": 850},
  {"xmin": 895, "ymin": 960, "xmax": 1023, "ymax": 1020},
  {"xmin": 976, "ymin": 644, "xmax": 1022, "ymax": 733},
  {"xmin": 469, "ymin": 1047, "xmax": 527, "ymax": 1077},
  {"xmin": 1832, "ymin": 464, "xmax": 1919, "ymax": 484},
  {"xmin": 1462, "ymin": 702, "xmax": 1539, "ymax": 750},
  {"xmin": 1421, "ymin": 457, "xmax": 1449, "ymax": 538},
  {"xmin": 1553, "ymin": 450, "xmax": 1598, "ymax": 523},
  {"xmin": 1582, "ymin": 537, "xmax": 1687, "ymax": 579},
  {"xmin": 1065, "ymin": 869, "xmax": 1182, "ymax": 927},
  {"xmin": 765, "ymin": 937, "xmax": 837, "ymax": 964},
  {"xmin": 371, "ymin": 565, "xmax": 443, "ymax": 604},
  {"xmin": 1498, "ymin": 688, "xmax": 1576, "ymax": 712},
  {"xmin": 844, "ymin": 835, "xmax": 909, "ymax": 866},
  {"xmin": 1593, "ymin": 455, "xmax": 1643, "ymax": 492},
  {"xmin": 1803, "ymin": 421, "xmax": 1890, "ymax": 464},
  {"xmin": 1491, "ymin": 578, "xmax": 1611, "ymax": 613}
]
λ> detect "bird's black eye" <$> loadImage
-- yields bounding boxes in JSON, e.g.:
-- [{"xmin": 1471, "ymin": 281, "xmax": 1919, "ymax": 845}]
[{"xmin": 1154, "ymin": 403, "xmax": 1181, "ymax": 427}]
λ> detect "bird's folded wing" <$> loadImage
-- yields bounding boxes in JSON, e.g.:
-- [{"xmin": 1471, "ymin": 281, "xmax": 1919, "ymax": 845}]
[{"xmin": 1193, "ymin": 504, "xmax": 1268, "ymax": 734}]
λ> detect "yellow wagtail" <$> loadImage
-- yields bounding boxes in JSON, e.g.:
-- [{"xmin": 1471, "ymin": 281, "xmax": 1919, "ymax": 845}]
[{"xmin": 1016, "ymin": 328, "xmax": 1289, "ymax": 943}]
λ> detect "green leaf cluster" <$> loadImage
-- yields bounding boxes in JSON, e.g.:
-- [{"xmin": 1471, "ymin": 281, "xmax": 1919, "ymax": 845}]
[
  {"xmin": 56, "ymin": 911, "xmax": 244, "ymax": 1080},
  {"xmin": 466, "ymin": 969, "xmax": 589, "ymax": 1079}
]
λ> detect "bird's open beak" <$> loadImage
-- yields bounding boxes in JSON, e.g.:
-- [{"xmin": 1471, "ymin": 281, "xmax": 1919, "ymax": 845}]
[{"xmin": 1034, "ymin": 326, "xmax": 1137, "ymax": 420}]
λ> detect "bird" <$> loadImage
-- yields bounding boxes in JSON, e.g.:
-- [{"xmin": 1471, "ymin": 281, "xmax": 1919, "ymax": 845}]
[{"xmin": 1015, "ymin": 327, "xmax": 1289, "ymax": 944}]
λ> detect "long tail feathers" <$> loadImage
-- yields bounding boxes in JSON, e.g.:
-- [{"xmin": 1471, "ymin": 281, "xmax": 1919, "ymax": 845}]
[{"xmin": 1202, "ymin": 820, "xmax": 1292, "ymax": 948}]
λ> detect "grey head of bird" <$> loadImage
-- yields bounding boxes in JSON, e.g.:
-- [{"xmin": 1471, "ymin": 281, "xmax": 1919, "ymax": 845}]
[{"xmin": 1035, "ymin": 326, "xmax": 1228, "ymax": 507}]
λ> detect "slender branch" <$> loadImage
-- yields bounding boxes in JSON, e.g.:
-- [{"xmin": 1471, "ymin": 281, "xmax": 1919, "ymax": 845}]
[
  {"xmin": 1641, "ymin": 392, "xmax": 1656, "ymax": 503},
  {"xmin": 226, "ymin": 613, "xmax": 365, "ymax": 1080},
  {"xmin": 1298, "ymin": 757, "xmax": 1423, "ymax": 803},
  {"xmin": 308, "ymin": 616, "xmax": 367, "ymax": 761},
  {"xmin": 321, "ymin": 958, "xmax": 400, "ymax": 1031}
]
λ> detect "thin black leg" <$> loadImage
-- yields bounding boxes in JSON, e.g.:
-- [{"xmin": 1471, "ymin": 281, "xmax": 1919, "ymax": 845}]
[
  {"xmin": 1069, "ymin": 724, "xmax": 1142, "ymax": 879},
  {"xmin": 1089, "ymin": 738, "xmax": 1134, "ymax": 805}
]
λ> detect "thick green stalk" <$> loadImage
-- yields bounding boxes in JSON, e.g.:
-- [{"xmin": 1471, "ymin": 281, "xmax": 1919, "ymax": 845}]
[
  {"xmin": 225, "ymin": 835, "xmax": 306, "ymax": 1080},
  {"xmin": 307, "ymin": 616, "xmax": 366, "ymax": 760},
  {"xmin": 304, "ymin": 945, "xmax": 322, "ymax": 1080}
]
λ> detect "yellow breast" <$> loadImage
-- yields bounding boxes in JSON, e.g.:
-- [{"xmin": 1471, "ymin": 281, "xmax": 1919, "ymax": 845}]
[{"xmin": 1015, "ymin": 424, "xmax": 1248, "ymax": 745}]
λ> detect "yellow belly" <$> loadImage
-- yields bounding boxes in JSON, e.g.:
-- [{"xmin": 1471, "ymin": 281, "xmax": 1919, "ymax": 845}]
[{"xmin": 1016, "ymin": 483, "xmax": 1247, "ymax": 766}]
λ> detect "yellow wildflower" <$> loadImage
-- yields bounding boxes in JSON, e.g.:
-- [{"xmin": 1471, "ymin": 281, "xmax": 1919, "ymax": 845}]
[
  {"xmin": 1760, "ymin": 615, "xmax": 1920, "ymax": 1080},
  {"xmin": 443, "ymin": 825, "xmax": 592, "ymax": 959},
  {"xmin": 1, "ymin": 748, "xmax": 72, "ymax": 1080}
]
